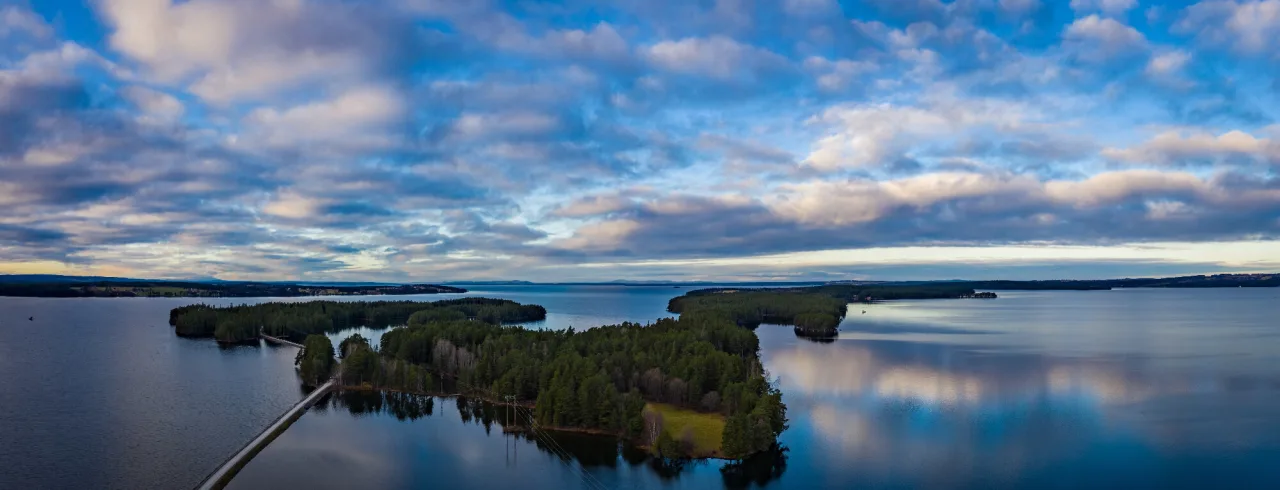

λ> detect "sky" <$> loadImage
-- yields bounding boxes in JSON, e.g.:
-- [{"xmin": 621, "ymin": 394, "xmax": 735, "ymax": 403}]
[{"xmin": 0, "ymin": 0, "xmax": 1278, "ymax": 282}]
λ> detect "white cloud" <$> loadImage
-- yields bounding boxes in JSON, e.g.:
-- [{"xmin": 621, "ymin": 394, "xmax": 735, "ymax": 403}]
[
  {"xmin": 1175, "ymin": 0, "xmax": 1280, "ymax": 54},
  {"xmin": 644, "ymin": 36, "xmax": 788, "ymax": 81},
  {"xmin": 803, "ymin": 56, "xmax": 878, "ymax": 92},
  {"xmin": 767, "ymin": 169, "xmax": 1279, "ymax": 228},
  {"xmin": 99, "ymin": 0, "xmax": 403, "ymax": 103},
  {"xmin": 263, "ymin": 190, "xmax": 325, "ymax": 219},
  {"xmin": 1063, "ymin": 15, "xmax": 1148, "ymax": 63},
  {"xmin": 801, "ymin": 97, "xmax": 1043, "ymax": 170},
  {"xmin": 1102, "ymin": 129, "xmax": 1280, "ymax": 166},
  {"xmin": 242, "ymin": 85, "xmax": 405, "ymax": 149},
  {"xmin": 1145, "ymin": 50, "xmax": 1191, "ymax": 77},
  {"xmin": 1069, "ymin": 0, "xmax": 1138, "ymax": 16}
]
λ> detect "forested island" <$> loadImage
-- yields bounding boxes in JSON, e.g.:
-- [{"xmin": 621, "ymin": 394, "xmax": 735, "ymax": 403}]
[
  {"xmin": 170, "ymin": 298, "xmax": 787, "ymax": 460},
  {"xmin": 0, "ymin": 280, "xmax": 464, "ymax": 298},
  {"xmin": 168, "ymin": 298, "xmax": 546, "ymax": 343}
]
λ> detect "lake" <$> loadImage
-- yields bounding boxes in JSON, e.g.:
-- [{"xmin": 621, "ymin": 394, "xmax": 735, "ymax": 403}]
[{"xmin": 2, "ymin": 287, "xmax": 1279, "ymax": 489}]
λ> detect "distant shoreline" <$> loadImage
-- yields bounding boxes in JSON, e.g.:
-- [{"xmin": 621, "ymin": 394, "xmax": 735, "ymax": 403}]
[{"xmin": 0, "ymin": 281, "xmax": 466, "ymax": 298}]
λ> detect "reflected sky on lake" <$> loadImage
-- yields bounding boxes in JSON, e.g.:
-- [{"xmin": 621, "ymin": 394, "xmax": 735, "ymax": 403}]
[{"xmin": 760, "ymin": 288, "xmax": 1280, "ymax": 489}]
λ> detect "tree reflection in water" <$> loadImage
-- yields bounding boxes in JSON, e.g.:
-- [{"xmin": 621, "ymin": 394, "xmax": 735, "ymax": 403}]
[{"xmin": 321, "ymin": 390, "xmax": 789, "ymax": 487}]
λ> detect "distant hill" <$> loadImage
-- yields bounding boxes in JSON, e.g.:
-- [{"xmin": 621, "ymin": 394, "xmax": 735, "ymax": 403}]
[{"xmin": 0, "ymin": 274, "xmax": 157, "ymax": 284}]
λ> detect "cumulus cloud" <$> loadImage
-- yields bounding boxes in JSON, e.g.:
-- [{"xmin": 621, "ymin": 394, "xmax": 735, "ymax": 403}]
[
  {"xmin": 1174, "ymin": 0, "xmax": 1280, "ymax": 54},
  {"xmin": 99, "ymin": 0, "xmax": 415, "ymax": 103},
  {"xmin": 1145, "ymin": 50, "xmax": 1191, "ymax": 77},
  {"xmin": 241, "ymin": 85, "xmax": 405, "ymax": 149},
  {"xmin": 644, "ymin": 36, "xmax": 790, "ymax": 82},
  {"xmin": 801, "ymin": 96, "xmax": 1052, "ymax": 171},
  {"xmin": 1062, "ymin": 15, "xmax": 1148, "ymax": 63},
  {"xmin": 803, "ymin": 56, "xmax": 878, "ymax": 92},
  {"xmin": 1102, "ymin": 129, "xmax": 1280, "ymax": 167}
]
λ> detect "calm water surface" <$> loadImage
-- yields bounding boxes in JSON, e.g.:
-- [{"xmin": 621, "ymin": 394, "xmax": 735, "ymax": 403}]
[
  {"xmin": 3, "ymin": 287, "xmax": 1279, "ymax": 489},
  {"xmin": 0, "ymin": 285, "xmax": 726, "ymax": 489}
]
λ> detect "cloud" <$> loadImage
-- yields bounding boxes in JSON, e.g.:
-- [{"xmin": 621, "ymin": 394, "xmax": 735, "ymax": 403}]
[
  {"xmin": 644, "ymin": 36, "xmax": 790, "ymax": 82},
  {"xmin": 1174, "ymin": 0, "xmax": 1280, "ymax": 54},
  {"xmin": 1062, "ymin": 15, "xmax": 1148, "ymax": 63},
  {"xmin": 119, "ymin": 86, "xmax": 184, "ymax": 119},
  {"xmin": 801, "ymin": 96, "xmax": 1052, "ymax": 171},
  {"xmin": 1069, "ymin": 0, "xmax": 1138, "ymax": 16},
  {"xmin": 803, "ymin": 56, "xmax": 878, "ymax": 92},
  {"xmin": 3, "ymin": 0, "xmax": 1280, "ymax": 281},
  {"xmin": 0, "ymin": 5, "xmax": 52, "ymax": 39},
  {"xmin": 546, "ymin": 170, "xmax": 1280, "ymax": 259},
  {"xmin": 1145, "ymin": 50, "xmax": 1191, "ymax": 78},
  {"xmin": 241, "ymin": 85, "xmax": 405, "ymax": 150},
  {"xmin": 99, "ymin": 0, "xmax": 417, "ymax": 103},
  {"xmin": 1102, "ymin": 129, "xmax": 1280, "ymax": 167}
]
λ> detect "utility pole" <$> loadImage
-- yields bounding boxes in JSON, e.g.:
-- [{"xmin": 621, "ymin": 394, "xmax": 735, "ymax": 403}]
[{"xmin": 504, "ymin": 394, "xmax": 517, "ymax": 466}]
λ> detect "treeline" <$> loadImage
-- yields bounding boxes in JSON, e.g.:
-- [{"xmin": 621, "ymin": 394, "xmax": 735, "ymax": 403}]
[
  {"xmin": 0, "ymin": 280, "xmax": 466, "ymax": 298},
  {"xmin": 806, "ymin": 284, "xmax": 979, "ymax": 301},
  {"xmin": 667, "ymin": 283, "xmax": 993, "ymax": 337},
  {"xmin": 667, "ymin": 290, "xmax": 848, "ymax": 330},
  {"xmin": 297, "ymin": 334, "xmax": 336, "ymax": 386},
  {"xmin": 335, "ymin": 310, "xmax": 787, "ymax": 459},
  {"xmin": 167, "ymin": 298, "xmax": 547, "ymax": 343}
]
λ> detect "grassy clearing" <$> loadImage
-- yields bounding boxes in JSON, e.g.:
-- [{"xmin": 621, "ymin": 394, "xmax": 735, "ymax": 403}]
[{"xmin": 644, "ymin": 402, "xmax": 725, "ymax": 457}]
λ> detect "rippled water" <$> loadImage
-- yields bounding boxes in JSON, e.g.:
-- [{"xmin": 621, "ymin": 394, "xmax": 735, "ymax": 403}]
[{"xmin": 4, "ymin": 287, "xmax": 1279, "ymax": 489}]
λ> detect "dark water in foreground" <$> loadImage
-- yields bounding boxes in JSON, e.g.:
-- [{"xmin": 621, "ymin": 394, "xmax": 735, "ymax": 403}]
[{"xmin": 3, "ymin": 287, "xmax": 1280, "ymax": 489}]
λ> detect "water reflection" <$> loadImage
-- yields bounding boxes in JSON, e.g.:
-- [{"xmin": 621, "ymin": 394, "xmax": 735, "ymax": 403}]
[
  {"xmin": 232, "ymin": 390, "xmax": 789, "ymax": 489},
  {"xmin": 758, "ymin": 292, "xmax": 1280, "ymax": 488},
  {"xmin": 227, "ymin": 288, "xmax": 1280, "ymax": 489}
]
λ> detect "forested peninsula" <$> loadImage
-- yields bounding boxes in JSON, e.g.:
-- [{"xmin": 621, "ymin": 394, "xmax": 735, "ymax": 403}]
[{"xmin": 170, "ymin": 297, "xmax": 788, "ymax": 460}]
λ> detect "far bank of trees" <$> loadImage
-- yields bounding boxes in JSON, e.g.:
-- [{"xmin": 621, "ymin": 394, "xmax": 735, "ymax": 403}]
[{"xmin": 667, "ymin": 283, "xmax": 993, "ymax": 337}]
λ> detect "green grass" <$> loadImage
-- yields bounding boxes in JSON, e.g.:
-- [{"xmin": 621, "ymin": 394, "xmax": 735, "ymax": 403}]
[{"xmin": 644, "ymin": 403, "xmax": 725, "ymax": 457}]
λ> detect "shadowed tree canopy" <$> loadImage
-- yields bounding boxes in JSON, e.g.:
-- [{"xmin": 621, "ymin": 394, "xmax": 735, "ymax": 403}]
[
  {"xmin": 168, "ymin": 298, "xmax": 547, "ymax": 343},
  {"xmin": 337, "ymin": 309, "xmax": 787, "ymax": 459}
]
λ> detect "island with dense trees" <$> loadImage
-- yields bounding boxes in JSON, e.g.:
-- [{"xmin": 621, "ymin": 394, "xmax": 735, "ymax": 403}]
[
  {"xmin": 168, "ymin": 296, "xmax": 787, "ymax": 459},
  {"xmin": 335, "ymin": 308, "xmax": 788, "ymax": 460},
  {"xmin": 168, "ymin": 298, "xmax": 546, "ymax": 344}
]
